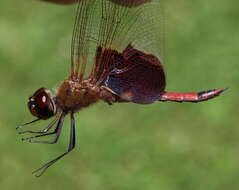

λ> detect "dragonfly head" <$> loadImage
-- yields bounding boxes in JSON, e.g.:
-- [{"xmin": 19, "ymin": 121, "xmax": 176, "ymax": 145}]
[{"xmin": 28, "ymin": 88, "xmax": 57, "ymax": 120}]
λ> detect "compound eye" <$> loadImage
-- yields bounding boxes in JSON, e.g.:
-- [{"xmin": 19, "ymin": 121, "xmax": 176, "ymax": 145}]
[
  {"xmin": 28, "ymin": 88, "xmax": 56, "ymax": 120},
  {"xmin": 28, "ymin": 100, "xmax": 38, "ymax": 115}
]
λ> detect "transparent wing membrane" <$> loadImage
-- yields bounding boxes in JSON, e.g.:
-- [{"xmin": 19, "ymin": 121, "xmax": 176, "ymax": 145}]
[
  {"xmin": 71, "ymin": 0, "xmax": 98, "ymax": 80},
  {"xmin": 70, "ymin": 0, "xmax": 163, "ymax": 81},
  {"xmin": 110, "ymin": 0, "xmax": 152, "ymax": 7},
  {"xmin": 41, "ymin": 0, "xmax": 151, "ymax": 7},
  {"xmin": 40, "ymin": 0, "xmax": 78, "ymax": 4}
]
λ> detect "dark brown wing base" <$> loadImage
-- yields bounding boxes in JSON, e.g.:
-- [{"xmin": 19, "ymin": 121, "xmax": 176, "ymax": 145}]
[{"xmin": 93, "ymin": 45, "xmax": 166, "ymax": 104}]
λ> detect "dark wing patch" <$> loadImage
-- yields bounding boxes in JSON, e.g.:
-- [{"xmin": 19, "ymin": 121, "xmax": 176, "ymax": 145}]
[{"xmin": 102, "ymin": 45, "xmax": 166, "ymax": 104}]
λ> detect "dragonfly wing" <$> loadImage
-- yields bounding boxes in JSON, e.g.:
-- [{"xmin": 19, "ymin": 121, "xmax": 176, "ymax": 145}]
[
  {"xmin": 70, "ymin": 0, "xmax": 101, "ymax": 81},
  {"xmin": 40, "ymin": 0, "xmax": 77, "ymax": 4},
  {"xmin": 44, "ymin": 0, "xmax": 159, "ymax": 83},
  {"xmin": 43, "ymin": 0, "xmax": 158, "ymax": 82},
  {"xmin": 109, "ymin": 0, "xmax": 151, "ymax": 7},
  {"xmin": 40, "ymin": 0, "xmax": 151, "ymax": 7},
  {"xmin": 85, "ymin": 0, "xmax": 165, "ymax": 104},
  {"xmin": 101, "ymin": 45, "xmax": 166, "ymax": 104},
  {"xmin": 42, "ymin": 0, "xmax": 153, "ymax": 81},
  {"xmin": 89, "ymin": 0, "xmax": 163, "ymax": 80}
]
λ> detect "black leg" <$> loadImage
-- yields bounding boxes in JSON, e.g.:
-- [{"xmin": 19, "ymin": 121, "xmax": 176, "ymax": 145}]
[
  {"xmin": 32, "ymin": 112, "xmax": 76, "ymax": 177},
  {"xmin": 16, "ymin": 118, "xmax": 40, "ymax": 130},
  {"xmin": 18, "ymin": 116, "xmax": 59, "ymax": 135},
  {"xmin": 22, "ymin": 114, "xmax": 65, "ymax": 144}
]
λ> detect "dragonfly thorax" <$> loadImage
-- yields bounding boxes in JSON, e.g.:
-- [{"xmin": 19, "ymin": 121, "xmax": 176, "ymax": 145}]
[{"xmin": 56, "ymin": 79, "xmax": 101, "ymax": 113}]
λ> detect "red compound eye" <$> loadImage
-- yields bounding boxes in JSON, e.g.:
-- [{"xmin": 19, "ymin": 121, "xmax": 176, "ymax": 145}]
[{"xmin": 28, "ymin": 88, "xmax": 56, "ymax": 120}]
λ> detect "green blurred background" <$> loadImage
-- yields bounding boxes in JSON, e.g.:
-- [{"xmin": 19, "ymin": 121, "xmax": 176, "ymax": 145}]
[{"xmin": 0, "ymin": 0, "xmax": 238, "ymax": 189}]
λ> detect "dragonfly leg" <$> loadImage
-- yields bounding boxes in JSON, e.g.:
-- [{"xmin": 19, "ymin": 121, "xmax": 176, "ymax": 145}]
[
  {"xmin": 21, "ymin": 114, "xmax": 65, "ymax": 144},
  {"xmin": 32, "ymin": 113, "xmax": 76, "ymax": 177},
  {"xmin": 16, "ymin": 118, "xmax": 40, "ymax": 130},
  {"xmin": 18, "ymin": 116, "xmax": 59, "ymax": 135},
  {"xmin": 158, "ymin": 88, "xmax": 228, "ymax": 102}
]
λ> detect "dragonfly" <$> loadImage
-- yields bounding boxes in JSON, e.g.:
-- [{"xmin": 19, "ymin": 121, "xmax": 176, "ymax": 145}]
[{"xmin": 17, "ymin": 0, "xmax": 227, "ymax": 177}]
